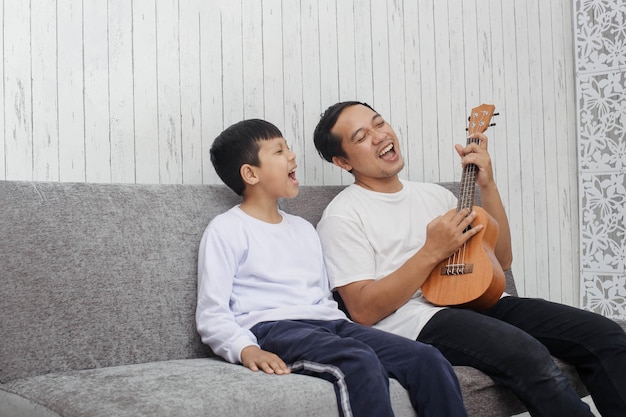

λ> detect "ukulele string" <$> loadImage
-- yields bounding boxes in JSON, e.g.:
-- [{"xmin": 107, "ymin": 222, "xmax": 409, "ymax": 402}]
[
  {"xmin": 459, "ymin": 161, "xmax": 477, "ymax": 273},
  {"xmin": 447, "ymin": 136, "xmax": 479, "ymax": 275}
]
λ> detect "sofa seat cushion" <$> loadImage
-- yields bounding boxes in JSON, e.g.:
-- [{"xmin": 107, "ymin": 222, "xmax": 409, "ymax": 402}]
[
  {"xmin": 1, "ymin": 357, "xmax": 589, "ymax": 417},
  {"xmin": 1, "ymin": 358, "xmax": 416, "ymax": 417}
]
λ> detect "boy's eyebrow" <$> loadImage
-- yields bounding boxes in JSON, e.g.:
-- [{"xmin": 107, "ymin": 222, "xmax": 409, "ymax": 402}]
[
  {"xmin": 350, "ymin": 113, "xmax": 382, "ymax": 142},
  {"xmin": 273, "ymin": 138, "xmax": 290, "ymax": 150}
]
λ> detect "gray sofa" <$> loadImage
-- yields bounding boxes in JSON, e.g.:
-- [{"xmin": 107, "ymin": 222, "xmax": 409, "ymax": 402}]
[{"xmin": 0, "ymin": 180, "xmax": 605, "ymax": 417}]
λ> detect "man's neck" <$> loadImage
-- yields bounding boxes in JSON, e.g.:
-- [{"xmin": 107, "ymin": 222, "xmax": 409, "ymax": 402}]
[{"xmin": 354, "ymin": 175, "xmax": 403, "ymax": 193}]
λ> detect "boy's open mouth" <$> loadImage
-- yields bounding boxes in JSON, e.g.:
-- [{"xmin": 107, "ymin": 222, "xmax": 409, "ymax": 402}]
[{"xmin": 288, "ymin": 167, "xmax": 297, "ymax": 182}]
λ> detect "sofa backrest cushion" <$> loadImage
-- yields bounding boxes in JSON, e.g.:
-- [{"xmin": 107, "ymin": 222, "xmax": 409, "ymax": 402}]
[
  {"xmin": 0, "ymin": 182, "xmax": 240, "ymax": 382},
  {"xmin": 0, "ymin": 180, "xmax": 515, "ymax": 383}
]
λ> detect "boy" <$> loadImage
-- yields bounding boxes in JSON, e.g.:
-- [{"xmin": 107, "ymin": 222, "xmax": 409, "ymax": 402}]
[{"xmin": 195, "ymin": 119, "xmax": 468, "ymax": 417}]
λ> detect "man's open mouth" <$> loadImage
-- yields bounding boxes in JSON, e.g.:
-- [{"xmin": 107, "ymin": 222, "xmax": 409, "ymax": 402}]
[{"xmin": 379, "ymin": 143, "xmax": 394, "ymax": 158}]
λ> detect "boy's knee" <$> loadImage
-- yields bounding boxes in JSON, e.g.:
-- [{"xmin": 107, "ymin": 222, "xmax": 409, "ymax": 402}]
[
  {"xmin": 410, "ymin": 341, "xmax": 449, "ymax": 364},
  {"xmin": 351, "ymin": 344, "xmax": 383, "ymax": 364},
  {"xmin": 348, "ymin": 346, "xmax": 388, "ymax": 375}
]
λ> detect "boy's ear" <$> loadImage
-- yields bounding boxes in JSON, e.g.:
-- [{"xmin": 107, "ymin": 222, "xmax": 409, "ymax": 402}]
[
  {"xmin": 331, "ymin": 156, "xmax": 352, "ymax": 173},
  {"xmin": 240, "ymin": 164, "xmax": 260, "ymax": 186}
]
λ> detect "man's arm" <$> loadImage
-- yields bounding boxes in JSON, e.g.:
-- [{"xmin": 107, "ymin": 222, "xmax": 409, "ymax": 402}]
[
  {"xmin": 456, "ymin": 133, "xmax": 513, "ymax": 270},
  {"xmin": 336, "ymin": 208, "xmax": 482, "ymax": 326},
  {"xmin": 477, "ymin": 183, "xmax": 512, "ymax": 270}
]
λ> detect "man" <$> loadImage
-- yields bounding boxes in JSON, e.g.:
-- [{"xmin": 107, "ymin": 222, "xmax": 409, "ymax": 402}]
[{"xmin": 313, "ymin": 101, "xmax": 626, "ymax": 417}]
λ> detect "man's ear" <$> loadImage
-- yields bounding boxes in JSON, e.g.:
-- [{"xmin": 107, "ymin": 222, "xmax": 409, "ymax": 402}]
[
  {"xmin": 240, "ymin": 164, "xmax": 259, "ymax": 186},
  {"xmin": 331, "ymin": 156, "xmax": 352, "ymax": 173}
]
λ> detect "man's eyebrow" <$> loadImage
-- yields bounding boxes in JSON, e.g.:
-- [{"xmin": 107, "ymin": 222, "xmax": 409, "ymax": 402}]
[
  {"xmin": 350, "ymin": 113, "xmax": 382, "ymax": 142},
  {"xmin": 349, "ymin": 127, "xmax": 364, "ymax": 142}
]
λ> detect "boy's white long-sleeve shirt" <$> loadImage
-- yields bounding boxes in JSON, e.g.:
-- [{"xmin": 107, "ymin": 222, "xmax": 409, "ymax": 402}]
[{"xmin": 196, "ymin": 206, "xmax": 347, "ymax": 364}]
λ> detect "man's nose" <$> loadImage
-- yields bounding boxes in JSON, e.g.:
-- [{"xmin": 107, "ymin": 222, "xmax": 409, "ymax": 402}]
[{"xmin": 372, "ymin": 130, "xmax": 386, "ymax": 143}]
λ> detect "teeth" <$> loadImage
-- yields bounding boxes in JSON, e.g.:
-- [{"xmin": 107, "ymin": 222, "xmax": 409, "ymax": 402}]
[{"xmin": 379, "ymin": 144, "xmax": 393, "ymax": 156}]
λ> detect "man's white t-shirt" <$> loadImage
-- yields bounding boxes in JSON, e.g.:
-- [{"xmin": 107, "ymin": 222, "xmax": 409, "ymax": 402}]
[{"xmin": 317, "ymin": 180, "xmax": 458, "ymax": 339}]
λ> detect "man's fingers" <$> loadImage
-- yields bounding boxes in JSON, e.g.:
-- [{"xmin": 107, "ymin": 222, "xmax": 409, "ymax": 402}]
[
  {"xmin": 466, "ymin": 223, "xmax": 483, "ymax": 236},
  {"xmin": 453, "ymin": 208, "xmax": 474, "ymax": 226}
]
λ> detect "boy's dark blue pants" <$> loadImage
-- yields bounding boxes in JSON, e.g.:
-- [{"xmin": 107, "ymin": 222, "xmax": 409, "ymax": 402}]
[{"xmin": 251, "ymin": 319, "xmax": 467, "ymax": 417}]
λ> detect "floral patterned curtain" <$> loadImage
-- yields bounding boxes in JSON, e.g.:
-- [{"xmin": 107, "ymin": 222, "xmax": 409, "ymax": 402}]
[{"xmin": 575, "ymin": 0, "xmax": 626, "ymax": 318}]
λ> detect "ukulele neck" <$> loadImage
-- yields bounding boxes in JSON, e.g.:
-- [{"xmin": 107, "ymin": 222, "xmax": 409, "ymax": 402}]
[{"xmin": 456, "ymin": 136, "xmax": 480, "ymax": 213}]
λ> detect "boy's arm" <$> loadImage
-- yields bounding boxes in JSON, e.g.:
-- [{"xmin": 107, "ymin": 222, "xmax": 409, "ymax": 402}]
[
  {"xmin": 196, "ymin": 225, "xmax": 290, "ymax": 374},
  {"xmin": 196, "ymin": 227, "xmax": 260, "ymax": 364}
]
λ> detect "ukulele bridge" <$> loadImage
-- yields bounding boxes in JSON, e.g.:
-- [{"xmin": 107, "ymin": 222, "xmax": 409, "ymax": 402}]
[{"xmin": 440, "ymin": 264, "xmax": 474, "ymax": 275}]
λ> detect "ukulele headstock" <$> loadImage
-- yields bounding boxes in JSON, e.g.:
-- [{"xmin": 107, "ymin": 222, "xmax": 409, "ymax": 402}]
[{"xmin": 467, "ymin": 104, "xmax": 496, "ymax": 136}]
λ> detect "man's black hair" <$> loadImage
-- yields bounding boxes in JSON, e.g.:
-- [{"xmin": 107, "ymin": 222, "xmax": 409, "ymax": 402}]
[{"xmin": 313, "ymin": 101, "xmax": 375, "ymax": 162}]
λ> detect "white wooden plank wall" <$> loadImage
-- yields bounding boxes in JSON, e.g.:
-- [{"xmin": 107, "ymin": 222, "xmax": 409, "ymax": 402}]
[{"xmin": 1, "ymin": 0, "xmax": 580, "ymax": 306}]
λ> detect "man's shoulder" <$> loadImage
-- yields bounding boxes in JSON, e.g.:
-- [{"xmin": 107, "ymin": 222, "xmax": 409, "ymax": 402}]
[
  {"xmin": 403, "ymin": 182, "xmax": 458, "ymax": 214},
  {"xmin": 322, "ymin": 184, "xmax": 361, "ymax": 214},
  {"xmin": 402, "ymin": 179, "xmax": 446, "ymax": 191},
  {"xmin": 326, "ymin": 180, "xmax": 449, "ymax": 203}
]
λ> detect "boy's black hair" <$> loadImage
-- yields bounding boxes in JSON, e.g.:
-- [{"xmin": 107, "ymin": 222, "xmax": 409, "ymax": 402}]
[
  {"xmin": 313, "ymin": 101, "xmax": 375, "ymax": 163},
  {"xmin": 210, "ymin": 119, "xmax": 283, "ymax": 196}
]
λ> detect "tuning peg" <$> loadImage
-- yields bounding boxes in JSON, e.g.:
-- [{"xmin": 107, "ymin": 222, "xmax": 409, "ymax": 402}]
[
  {"xmin": 493, "ymin": 112, "xmax": 500, "ymax": 116},
  {"xmin": 489, "ymin": 123, "xmax": 496, "ymax": 127}
]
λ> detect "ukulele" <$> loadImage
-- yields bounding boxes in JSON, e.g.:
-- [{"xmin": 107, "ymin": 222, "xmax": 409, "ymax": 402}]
[{"xmin": 421, "ymin": 104, "xmax": 505, "ymax": 311}]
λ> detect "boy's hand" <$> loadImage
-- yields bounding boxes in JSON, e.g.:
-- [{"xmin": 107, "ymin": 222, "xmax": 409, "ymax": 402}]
[{"xmin": 241, "ymin": 345, "xmax": 291, "ymax": 375}]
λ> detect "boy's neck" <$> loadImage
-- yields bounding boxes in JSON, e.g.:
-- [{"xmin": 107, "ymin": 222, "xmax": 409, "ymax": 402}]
[{"xmin": 239, "ymin": 196, "xmax": 283, "ymax": 224}]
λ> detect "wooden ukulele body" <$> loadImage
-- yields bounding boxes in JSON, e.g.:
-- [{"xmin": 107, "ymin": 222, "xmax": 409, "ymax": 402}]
[{"xmin": 421, "ymin": 206, "xmax": 505, "ymax": 311}]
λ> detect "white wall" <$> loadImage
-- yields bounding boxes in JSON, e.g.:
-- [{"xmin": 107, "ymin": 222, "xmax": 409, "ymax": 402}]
[{"xmin": 1, "ymin": 0, "xmax": 580, "ymax": 306}]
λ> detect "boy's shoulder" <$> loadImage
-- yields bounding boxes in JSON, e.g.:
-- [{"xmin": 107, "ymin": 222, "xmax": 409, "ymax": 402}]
[
  {"xmin": 209, "ymin": 206, "xmax": 314, "ymax": 232},
  {"xmin": 206, "ymin": 206, "xmax": 242, "ymax": 232}
]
